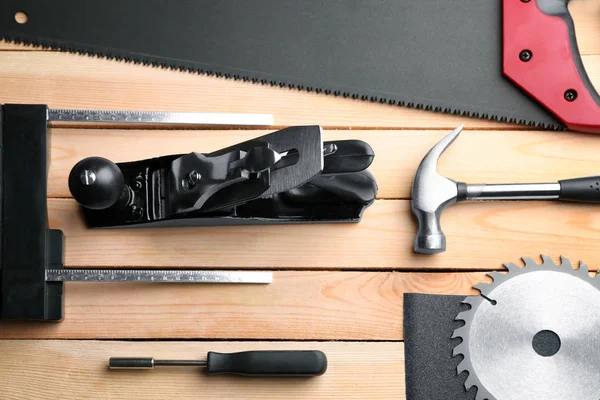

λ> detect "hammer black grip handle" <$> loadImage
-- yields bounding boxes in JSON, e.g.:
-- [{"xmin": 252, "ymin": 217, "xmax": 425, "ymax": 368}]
[
  {"xmin": 559, "ymin": 176, "xmax": 600, "ymax": 202},
  {"xmin": 207, "ymin": 350, "xmax": 327, "ymax": 376}
]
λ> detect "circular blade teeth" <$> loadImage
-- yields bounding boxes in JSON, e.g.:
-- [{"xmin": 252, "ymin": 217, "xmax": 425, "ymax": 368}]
[
  {"xmin": 540, "ymin": 254, "xmax": 557, "ymax": 267},
  {"xmin": 464, "ymin": 374, "xmax": 477, "ymax": 390},
  {"xmin": 472, "ymin": 281, "xmax": 491, "ymax": 296},
  {"xmin": 520, "ymin": 256, "xmax": 538, "ymax": 268},
  {"xmin": 581, "ymin": 261, "xmax": 599, "ymax": 278},
  {"xmin": 474, "ymin": 391, "xmax": 489, "ymax": 400},
  {"xmin": 455, "ymin": 355, "xmax": 468, "ymax": 373},
  {"xmin": 503, "ymin": 261, "xmax": 522, "ymax": 273},
  {"xmin": 559, "ymin": 255, "xmax": 572, "ymax": 269},
  {"xmin": 452, "ymin": 255, "xmax": 596, "ymax": 400},
  {"xmin": 452, "ymin": 326, "xmax": 467, "ymax": 341},
  {"xmin": 460, "ymin": 296, "xmax": 478, "ymax": 308},
  {"xmin": 577, "ymin": 262, "xmax": 590, "ymax": 278},
  {"xmin": 486, "ymin": 271, "xmax": 508, "ymax": 286}
]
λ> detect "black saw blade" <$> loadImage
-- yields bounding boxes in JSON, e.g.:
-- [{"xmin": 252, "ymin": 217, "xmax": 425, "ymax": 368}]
[{"xmin": 0, "ymin": 0, "xmax": 562, "ymax": 129}]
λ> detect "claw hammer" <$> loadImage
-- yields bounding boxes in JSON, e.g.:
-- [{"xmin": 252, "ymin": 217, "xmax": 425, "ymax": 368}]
[{"xmin": 411, "ymin": 125, "xmax": 600, "ymax": 254}]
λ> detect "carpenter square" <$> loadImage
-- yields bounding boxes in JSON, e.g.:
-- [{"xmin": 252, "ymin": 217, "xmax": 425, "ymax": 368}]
[
  {"xmin": 0, "ymin": 104, "xmax": 274, "ymax": 322},
  {"xmin": 1, "ymin": 1, "xmax": 599, "ymax": 131},
  {"xmin": 411, "ymin": 125, "xmax": 600, "ymax": 254}
]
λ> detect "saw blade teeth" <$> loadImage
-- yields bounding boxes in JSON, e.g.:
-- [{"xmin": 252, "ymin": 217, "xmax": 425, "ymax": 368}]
[
  {"xmin": 459, "ymin": 296, "xmax": 477, "ymax": 308},
  {"xmin": 558, "ymin": 255, "xmax": 572, "ymax": 270},
  {"xmin": 455, "ymin": 309, "xmax": 471, "ymax": 323},
  {"xmin": 474, "ymin": 390, "xmax": 489, "ymax": 400},
  {"xmin": 520, "ymin": 257, "xmax": 538, "ymax": 269},
  {"xmin": 472, "ymin": 282, "xmax": 491, "ymax": 296},
  {"xmin": 576, "ymin": 261, "xmax": 590, "ymax": 278},
  {"xmin": 455, "ymin": 357, "xmax": 468, "ymax": 373},
  {"xmin": 503, "ymin": 262, "xmax": 522, "ymax": 273},
  {"xmin": 451, "ymin": 326, "xmax": 467, "ymax": 341},
  {"xmin": 464, "ymin": 374, "xmax": 477, "ymax": 390},
  {"xmin": 577, "ymin": 261, "xmax": 591, "ymax": 275},
  {"xmin": 453, "ymin": 343, "xmax": 466, "ymax": 358},
  {"xmin": 487, "ymin": 271, "xmax": 507, "ymax": 284},
  {"xmin": 540, "ymin": 254, "xmax": 557, "ymax": 267}
]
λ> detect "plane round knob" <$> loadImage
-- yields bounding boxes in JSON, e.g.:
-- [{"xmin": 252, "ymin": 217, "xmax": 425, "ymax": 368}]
[{"xmin": 68, "ymin": 157, "xmax": 126, "ymax": 210}]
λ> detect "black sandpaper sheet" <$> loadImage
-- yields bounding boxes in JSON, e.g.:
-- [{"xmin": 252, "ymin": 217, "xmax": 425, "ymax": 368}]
[
  {"xmin": 403, "ymin": 293, "xmax": 476, "ymax": 400},
  {"xmin": 0, "ymin": 0, "xmax": 560, "ymax": 129}
]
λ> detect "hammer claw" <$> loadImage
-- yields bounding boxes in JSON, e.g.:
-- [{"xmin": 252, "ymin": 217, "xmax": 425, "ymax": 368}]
[{"xmin": 425, "ymin": 124, "xmax": 464, "ymax": 162}]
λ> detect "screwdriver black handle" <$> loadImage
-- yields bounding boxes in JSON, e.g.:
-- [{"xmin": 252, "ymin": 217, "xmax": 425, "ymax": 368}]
[
  {"xmin": 559, "ymin": 176, "xmax": 600, "ymax": 202},
  {"xmin": 207, "ymin": 350, "xmax": 327, "ymax": 376}
]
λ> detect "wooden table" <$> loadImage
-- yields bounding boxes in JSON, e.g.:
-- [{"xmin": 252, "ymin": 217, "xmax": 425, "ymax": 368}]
[{"xmin": 1, "ymin": 3, "xmax": 600, "ymax": 398}]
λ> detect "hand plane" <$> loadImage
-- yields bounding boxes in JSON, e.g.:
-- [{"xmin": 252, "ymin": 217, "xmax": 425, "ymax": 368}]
[{"xmin": 69, "ymin": 127, "xmax": 377, "ymax": 228}]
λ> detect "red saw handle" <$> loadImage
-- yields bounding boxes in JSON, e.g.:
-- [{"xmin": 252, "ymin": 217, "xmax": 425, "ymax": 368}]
[{"xmin": 503, "ymin": 0, "xmax": 600, "ymax": 133}]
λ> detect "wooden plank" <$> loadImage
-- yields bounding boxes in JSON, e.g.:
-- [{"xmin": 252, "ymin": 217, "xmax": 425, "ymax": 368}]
[
  {"xmin": 50, "ymin": 198, "xmax": 600, "ymax": 270},
  {"xmin": 0, "ymin": 51, "xmax": 513, "ymax": 130},
  {"xmin": 2, "ymin": 51, "xmax": 600, "ymax": 129},
  {"xmin": 0, "ymin": 340, "xmax": 405, "ymax": 399},
  {"xmin": 48, "ymin": 127, "xmax": 600, "ymax": 199},
  {"xmin": 572, "ymin": 0, "xmax": 600, "ymax": 55},
  {"xmin": 2, "ymin": 50, "xmax": 600, "ymax": 129},
  {"xmin": 0, "ymin": 271, "xmax": 481, "ymax": 339}
]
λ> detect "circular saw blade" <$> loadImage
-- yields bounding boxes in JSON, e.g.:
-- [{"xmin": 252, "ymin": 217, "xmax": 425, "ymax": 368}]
[{"xmin": 452, "ymin": 255, "xmax": 600, "ymax": 400}]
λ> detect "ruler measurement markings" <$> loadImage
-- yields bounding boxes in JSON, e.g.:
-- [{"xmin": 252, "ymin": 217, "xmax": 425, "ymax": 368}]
[
  {"xmin": 45, "ymin": 269, "xmax": 272, "ymax": 284},
  {"xmin": 47, "ymin": 108, "xmax": 273, "ymax": 126}
]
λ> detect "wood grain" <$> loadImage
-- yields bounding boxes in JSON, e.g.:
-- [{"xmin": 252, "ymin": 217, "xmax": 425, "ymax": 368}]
[
  {"xmin": 0, "ymin": 340, "xmax": 405, "ymax": 399},
  {"xmin": 1, "ymin": 52, "xmax": 600, "ymax": 129},
  {"xmin": 0, "ymin": 50, "xmax": 514, "ymax": 130},
  {"xmin": 48, "ymin": 127, "xmax": 600, "ymax": 200},
  {"xmin": 1, "ymin": 2, "xmax": 599, "ymax": 399},
  {"xmin": 50, "ymin": 198, "xmax": 600, "ymax": 270},
  {"xmin": 572, "ymin": 0, "xmax": 600, "ymax": 55},
  {"xmin": 0, "ymin": 271, "xmax": 481, "ymax": 340}
]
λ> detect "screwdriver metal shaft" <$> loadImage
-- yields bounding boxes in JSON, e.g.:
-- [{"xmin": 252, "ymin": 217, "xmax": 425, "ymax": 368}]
[{"xmin": 110, "ymin": 358, "xmax": 207, "ymax": 369}]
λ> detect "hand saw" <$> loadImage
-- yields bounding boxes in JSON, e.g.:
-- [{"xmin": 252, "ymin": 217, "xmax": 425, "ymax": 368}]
[{"xmin": 0, "ymin": 0, "xmax": 597, "ymax": 132}]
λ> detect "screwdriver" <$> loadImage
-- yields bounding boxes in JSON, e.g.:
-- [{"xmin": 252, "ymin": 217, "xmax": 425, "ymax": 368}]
[{"xmin": 109, "ymin": 350, "xmax": 327, "ymax": 376}]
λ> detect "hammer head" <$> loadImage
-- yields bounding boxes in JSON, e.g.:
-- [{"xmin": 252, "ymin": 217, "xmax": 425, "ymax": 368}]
[{"xmin": 411, "ymin": 126, "xmax": 464, "ymax": 254}]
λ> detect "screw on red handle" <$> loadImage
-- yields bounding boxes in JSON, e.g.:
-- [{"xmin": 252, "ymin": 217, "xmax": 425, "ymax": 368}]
[{"xmin": 503, "ymin": 0, "xmax": 600, "ymax": 133}]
